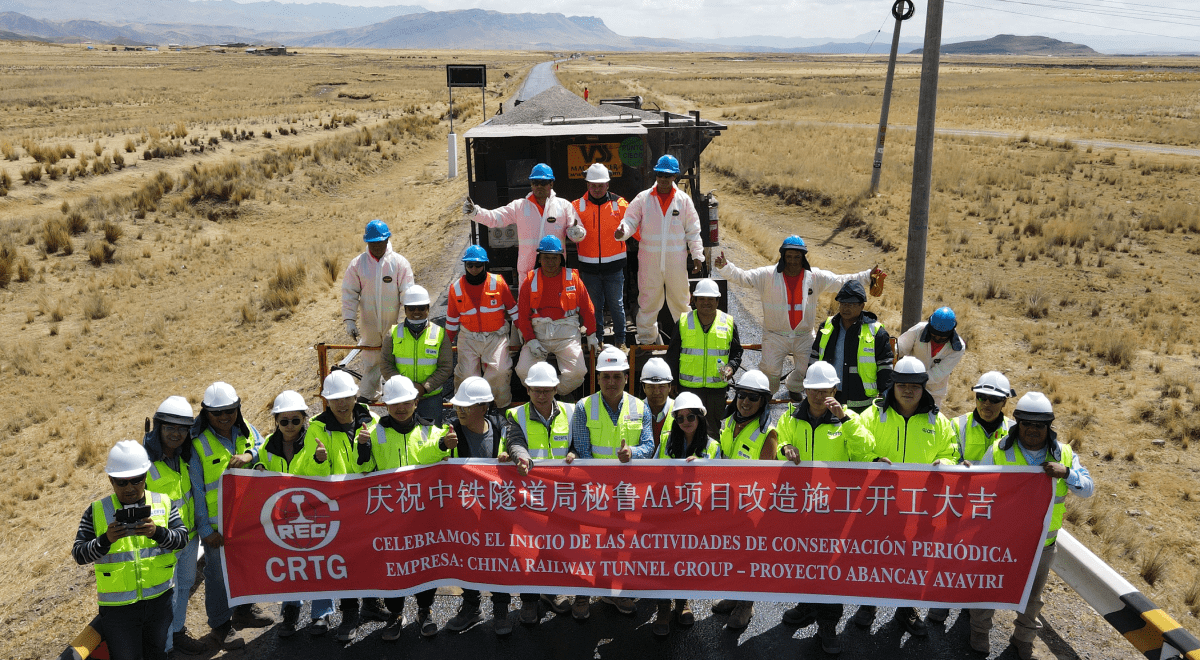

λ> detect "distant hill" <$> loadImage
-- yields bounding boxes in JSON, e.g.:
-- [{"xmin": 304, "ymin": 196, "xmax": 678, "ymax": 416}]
[
  {"xmin": 0, "ymin": 27, "xmax": 44, "ymax": 41},
  {"xmin": 912, "ymin": 34, "xmax": 1097, "ymax": 56}
]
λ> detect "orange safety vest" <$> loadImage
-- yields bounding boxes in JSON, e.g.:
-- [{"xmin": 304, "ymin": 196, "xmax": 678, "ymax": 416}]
[
  {"xmin": 529, "ymin": 268, "xmax": 580, "ymax": 314},
  {"xmin": 574, "ymin": 195, "xmax": 628, "ymax": 264},
  {"xmin": 451, "ymin": 273, "xmax": 508, "ymax": 333}
]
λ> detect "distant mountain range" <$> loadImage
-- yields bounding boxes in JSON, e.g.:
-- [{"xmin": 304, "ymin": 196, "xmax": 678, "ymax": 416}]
[{"xmin": 911, "ymin": 34, "xmax": 1098, "ymax": 56}]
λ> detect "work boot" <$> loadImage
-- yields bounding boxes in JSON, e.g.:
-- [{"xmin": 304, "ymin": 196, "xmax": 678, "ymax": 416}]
[
  {"xmin": 212, "ymin": 621, "xmax": 244, "ymax": 651},
  {"xmin": 726, "ymin": 601, "xmax": 754, "ymax": 630},
  {"xmin": 446, "ymin": 604, "xmax": 483, "ymax": 632},
  {"xmin": 172, "ymin": 629, "xmax": 207, "ymax": 655},
  {"xmin": 309, "ymin": 615, "xmax": 330, "ymax": 636},
  {"xmin": 926, "ymin": 607, "xmax": 950, "ymax": 623},
  {"xmin": 896, "ymin": 607, "xmax": 928, "ymax": 637},
  {"xmin": 970, "ymin": 629, "xmax": 991, "ymax": 654},
  {"xmin": 232, "ymin": 603, "xmax": 274, "ymax": 628},
  {"xmin": 335, "ymin": 612, "xmax": 359, "ymax": 642},
  {"xmin": 381, "ymin": 614, "xmax": 406, "ymax": 641},
  {"xmin": 599, "ymin": 596, "xmax": 637, "ymax": 615},
  {"xmin": 519, "ymin": 599, "xmax": 539, "ymax": 624},
  {"xmin": 782, "ymin": 603, "xmax": 817, "ymax": 627},
  {"xmin": 652, "ymin": 602, "xmax": 672, "ymax": 637},
  {"xmin": 418, "ymin": 607, "xmax": 438, "ymax": 637},
  {"xmin": 571, "ymin": 595, "xmax": 591, "ymax": 621},
  {"xmin": 852, "ymin": 605, "xmax": 877, "ymax": 628},
  {"xmin": 540, "ymin": 594, "xmax": 571, "ymax": 614},
  {"xmin": 674, "ymin": 600, "xmax": 695, "ymax": 626},
  {"xmin": 493, "ymin": 610, "xmax": 513, "ymax": 636},
  {"xmin": 279, "ymin": 604, "xmax": 301, "ymax": 637},
  {"xmin": 817, "ymin": 620, "xmax": 842, "ymax": 655},
  {"xmin": 711, "ymin": 599, "xmax": 737, "ymax": 614},
  {"xmin": 361, "ymin": 597, "xmax": 390, "ymax": 622},
  {"xmin": 1010, "ymin": 635, "xmax": 1034, "ymax": 660}
]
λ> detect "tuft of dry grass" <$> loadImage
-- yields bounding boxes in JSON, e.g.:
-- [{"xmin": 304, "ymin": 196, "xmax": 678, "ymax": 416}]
[
  {"xmin": 1082, "ymin": 327, "xmax": 1138, "ymax": 368},
  {"xmin": 1025, "ymin": 290, "xmax": 1049, "ymax": 319},
  {"xmin": 75, "ymin": 436, "xmax": 105, "ymax": 468},
  {"xmin": 1138, "ymin": 545, "xmax": 1169, "ymax": 587},
  {"xmin": 262, "ymin": 259, "xmax": 307, "ymax": 311},
  {"xmin": 321, "ymin": 252, "xmax": 342, "ymax": 286},
  {"xmin": 101, "ymin": 220, "xmax": 123, "ymax": 244},
  {"xmin": 66, "ymin": 211, "xmax": 88, "ymax": 235},
  {"xmin": 41, "ymin": 218, "xmax": 71, "ymax": 255},
  {"xmin": 83, "ymin": 293, "xmax": 112, "ymax": 320},
  {"xmin": 87, "ymin": 240, "xmax": 116, "ymax": 267}
]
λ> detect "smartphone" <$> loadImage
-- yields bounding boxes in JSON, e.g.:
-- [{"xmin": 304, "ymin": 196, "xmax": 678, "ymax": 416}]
[{"xmin": 115, "ymin": 505, "xmax": 152, "ymax": 524}]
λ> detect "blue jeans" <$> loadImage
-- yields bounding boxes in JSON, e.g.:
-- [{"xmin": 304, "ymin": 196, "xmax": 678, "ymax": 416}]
[
  {"xmin": 283, "ymin": 599, "xmax": 335, "ymax": 621},
  {"xmin": 417, "ymin": 394, "xmax": 443, "ymax": 425},
  {"xmin": 579, "ymin": 269, "xmax": 626, "ymax": 343},
  {"xmin": 165, "ymin": 535, "xmax": 200, "ymax": 651},
  {"xmin": 202, "ymin": 540, "xmax": 232, "ymax": 628}
]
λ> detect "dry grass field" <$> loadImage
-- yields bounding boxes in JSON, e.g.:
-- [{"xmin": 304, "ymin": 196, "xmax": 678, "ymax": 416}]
[{"xmin": 563, "ymin": 52, "xmax": 1200, "ymax": 641}]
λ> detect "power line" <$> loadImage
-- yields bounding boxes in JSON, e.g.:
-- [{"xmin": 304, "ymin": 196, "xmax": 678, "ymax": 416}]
[
  {"xmin": 946, "ymin": 0, "xmax": 1200, "ymax": 42},
  {"xmin": 982, "ymin": 0, "xmax": 1200, "ymax": 27}
]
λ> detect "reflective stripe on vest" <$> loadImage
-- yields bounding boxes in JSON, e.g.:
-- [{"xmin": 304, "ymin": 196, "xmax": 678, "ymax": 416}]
[
  {"xmin": 993, "ymin": 442, "xmax": 1072, "ymax": 546},
  {"xmin": 147, "ymin": 461, "xmax": 194, "ymax": 539},
  {"xmin": 508, "ymin": 402, "xmax": 572, "ymax": 459},
  {"xmin": 92, "ymin": 492, "xmax": 176, "ymax": 605},
  {"xmin": 451, "ymin": 274, "xmax": 508, "ymax": 333},
  {"xmin": 721, "ymin": 417, "xmax": 767, "ymax": 460},
  {"xmin": 775, "ymin": 404, "xmax": 849, "ymax": 461},
  {"xmin": 194, "ymin": 428, "xmax": 253, "ymax": 531},
  {"xmin": 955, "ymin": 413, "xmax": 1013, "ymax": 464},
  {"xmin": 392, "ymin": 323, "xmax": 445, "ymax": 397},
  {"xmin": 678, "ymin": 311, "xmax": 734, "ymax": 388},
  {"xmin": 584, "ymin": 394, "xmax": 644, "ymax": 458},
  {"xmin": 575, "ymin": 197, "xmax": 626, "ymax": 264},
  {"xmin": 817, "ymin": 316, "xmax": 882, "ymax": 406},
  {"xmin": 529, "ymin": 268, "xmax": 579, "ymax": 314},
  {"xmin": 372, "ymin": 423, "xmax": 431, "ymax": 470}
]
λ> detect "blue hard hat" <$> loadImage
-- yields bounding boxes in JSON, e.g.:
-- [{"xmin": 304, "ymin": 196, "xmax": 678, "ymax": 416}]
[
  {"xmin": 780, "ymin": 235, "xmax": 808, "ymax": 254},
  {"xmin": 363, "ymin": 219, "xmax": 391, "ymax": 242},
  {"xmin": 462, "ymin": 245, "xmax": 489, "ymax": 263},
  {"xmin": 930, "ymin": 307, "xmax": 957, "ymax": 333},
  {"xmin": 529, "ymin": 163, "xmax": 555, "ymax": 181},
  {"xmin": 653, "ymin": 155, "xmax": 680, "ymax": 175},
  {"xmin": 537, "ymin": 234, "xmax": 564, "ymax": 254}
]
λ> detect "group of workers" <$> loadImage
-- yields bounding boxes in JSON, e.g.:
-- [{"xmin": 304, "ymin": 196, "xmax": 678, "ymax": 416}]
[{"xmin": 72, "ymin": 159, "xmax": 1092, "ymax": 660}]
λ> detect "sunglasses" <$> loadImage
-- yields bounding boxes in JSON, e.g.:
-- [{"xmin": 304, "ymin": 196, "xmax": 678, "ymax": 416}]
[
  {"xmin": 674, "ymin": 413, "xmax": 698, "ymax": 423},
  {"xmin": 530, "ymin": 180, "xmax": 553, "ymax": 186},
  {"xmin": 161, "ymin": 423, "xmax": 189, "ymax": 435},
  {"xmin": 930, "ymin": 332, "xmax": 953, "ymax": 342},
  {"xmin": 464, "ymin": 262, "xmax": 486, "ymax": 268},
  {"xmin": 1021, "ymin": 421, "xmax": 1049, "ymax": 429},
  {"xmin": 112, "ymin": 475, "xmax": 146, "ymax": 487},
  {"xmin": 209, "ymin": 409, "xmax": 237, "ymax": 418},
  {"xmin": 277, "ymin": 418, "xmax": 304, "ymax": 427},
  {"xmin": 736, "ymin": 391, "xmax": 765, "ymax": 403},
  {"xmin": 976, "ymin": 394, "xmax": 1006, "ymax": 405}
]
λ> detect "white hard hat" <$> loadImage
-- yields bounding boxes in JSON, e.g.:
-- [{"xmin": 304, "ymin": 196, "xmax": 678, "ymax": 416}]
[
  {"xmin": 154, "ymin": 396, "xmax": 194, "ymax": 426},
  {"xmin": 595, "ymin": 346, "xmax": 630, "ymax": 372},
  {"xmin": 972, "ymin": 371, "xmax": 1015, "ymax": 398},
  {"xmin": 202, "ymin": 382, "xmax": 240, "ymax": 411},
  {"xmin": 403, "ymin": 285, "xmax": 431, "ymax": 307},
  {"xmin": 693, "ymin": 279, "xmax": 720, "ymax": 298},
  {"xmin": 321, "ymin": 370, "xmax": 358, "ymax": 400},
  {"xmin": 640, "ymin": 357, "xmax": 673, "ymax": 383},
  {"xmin": 1013, "ymin": 391, "xmax": 1054, "ymax": 423},
  {"xmin": 584, "ymin": 163, "xmax": 610, "ymax": 183},
  {"xmin": 525, "ymin": 362, "xmax": 560, "ymax": 388},
  {"xmin": 449, "ymin": 376, "xmax": 494, "ymax": 406},
  {"xmin": 272, "ymin": 390, "xmax": 308, "ymax": 414},
  {"xmin": 736, "ymin": 369, "xmax": 771, "ymax": 393},
  {"xmin": 106, "ymin": 440, "xmax": 152, "ymax": 478},
  {"xmin": 892, "ymin": 356, "xmax": 929, "ymax": 385},
  {"xmin": 566, "ymin": 224, "xmax": 587, "ymax": 242},
  {"xmin": 803, "ymin": 361, "xmax": 841, "ymax": 390},
  {"xmin": 672, "ymin": 391, "xmax": 707, "ymax": 416},
  {"xmin": 381, "ymin": 375, "xmax": 419, "ymax": 404}
]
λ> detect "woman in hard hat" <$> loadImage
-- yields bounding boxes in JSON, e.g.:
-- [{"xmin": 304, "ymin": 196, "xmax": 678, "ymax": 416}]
[
  {"xmin": 255, "ymin": 391, "xmax": 334, "ymax": 636},
  {"xmin": 382, "ymin": 284, "xmax": 452, "ymax": 425},
  {"xmin": 143, "ymin": 397, "xmax": 206, "ymax": 656},
  {"xmin": 73, "ymin": 440, "xmax": 189, "ymax": 660},
  {"xmin": 711, "ymin": 369, "xmax": 779, "ymax": 630},
  {"xmin": 896, "ymin": 306, "xmax": 967, "ymax": 410}
]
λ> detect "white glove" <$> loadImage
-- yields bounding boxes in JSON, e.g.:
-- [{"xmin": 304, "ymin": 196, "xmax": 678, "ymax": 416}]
[
  {"xmin": 566, "ymin": 224, "xmax": 586, "ymax": 242},
  {"xmin": 526, "ymin": 338, "xmax": 548, "ymax": 361},
  {"xmin": 344, "ymin": 319, "xmax": 359, "ymax": 342},
  {"xmin": 586, "ymin": 334, "xmax": 600, "ymax": 350},
  {"xmin": 462, "ymin": 197, "xmax": 476, "ymax": 216}
]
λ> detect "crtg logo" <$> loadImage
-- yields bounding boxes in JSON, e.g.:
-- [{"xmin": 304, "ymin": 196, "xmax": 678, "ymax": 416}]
[{"xmin": 260, "ymin": 488, "xmax": 339, "ymax": 552}]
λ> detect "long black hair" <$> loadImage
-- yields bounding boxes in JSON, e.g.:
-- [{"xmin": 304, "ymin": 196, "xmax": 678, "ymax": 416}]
[{"xmin": 664, "ymin": 413, "xmax": 711, "ymax": 459}]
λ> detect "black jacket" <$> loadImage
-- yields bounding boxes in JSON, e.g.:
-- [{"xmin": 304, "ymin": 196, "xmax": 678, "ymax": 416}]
[{"xmin": 448, "ymin": 410, "xmax": 506, "ymax": 458}]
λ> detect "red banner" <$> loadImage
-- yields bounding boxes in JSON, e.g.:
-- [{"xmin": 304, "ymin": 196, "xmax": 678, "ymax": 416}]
[{"xmin": 220, "ymin": 460, "xmax": 1052, "ymax": 610}]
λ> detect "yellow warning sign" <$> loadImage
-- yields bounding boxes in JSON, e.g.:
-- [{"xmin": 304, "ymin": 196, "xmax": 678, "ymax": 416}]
[{"xmin": 567, "ymin": 143, "xmax": 623, "ymax": 179}]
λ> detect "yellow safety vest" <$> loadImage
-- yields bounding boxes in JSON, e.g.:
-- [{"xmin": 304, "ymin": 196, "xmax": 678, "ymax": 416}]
[
  {"xmin": 505, "ymin": 402, "xmax": 573, "ymax": 459},
  {"xmin": 656, "ymin": 432, "xmax": 720, "ymax": 459},
  {"xmin": 816, "ymin": 316, "xmax": 885, "ymax": 409},
  {"xmin": 649, "ymin": 399, "xmax": 676, "ymax": 448},
  {"xmin": 991, "ymin": 440, "xmax": 1073, "ymax": 546},
  {"xmin": 858, "ymin": 403, "xmax": 960, "ymax": 465},
  {"xmin": 255, "ymin": 435, "xmax": 332, "ymax": 477},
  {"xmin": 775, "ymin": 405, "xmax": 875, "ymax": 462},
  {"xmin": 193, "ymin": 428, "xmax": 255, "ymax": 532},
  {"xmin": 391, "ymin": 322, "xmax": 445, "ymax": 397},
  {"xmin": 678, "ymin": 310, "xmax": 734, "ymax": 389},
  {"xmin": 582, "ymin": 393, "xmax": 646, "ymax": 458},
  {"xmin": 308, "ymin": 410, "xmax": 379, "ymax": 475},
  {"xmin": 91, "ymin": 492, "xmax": 176, "ymax": 606},
  {"xmin": 953, "ymin": 413, "xmax": 1014, "ymax": 464},
  {"xmin": 370, "ymin": 422, "xmax": 450, "ymax": 470},
  {"xmin": 720, "ymin": 416, "xmax": 773, "ymax": 460},
  {"xmin": 147, "ymin": 459, "xmax": 194, "ymax": 540}
]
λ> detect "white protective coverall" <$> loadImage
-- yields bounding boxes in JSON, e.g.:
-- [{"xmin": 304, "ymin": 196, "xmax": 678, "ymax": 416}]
[
  {"xmin": 616, "ymin": 183, "xmax": 704, "ymax": 344},
  {"xmin": 341, "ymin": 243, "xmax": 414, "ymax": 399},
  {"xmin": 470, "ymin": 191, "xmax": 583, "ymax": 284},
  {"xmin": 896, "ymin": 321, "xmax": 967, "ymax": 409},
  {"xmin": 716, "ymin": 260, "xmax": 870, "ymax": 395}
]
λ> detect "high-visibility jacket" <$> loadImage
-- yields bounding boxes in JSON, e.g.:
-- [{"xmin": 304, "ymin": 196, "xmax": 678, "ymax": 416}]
[
  {"xmin": 678, "ymin": 310, "xmax": 734, "ymax": 389},
  {"xmin": 574, "ymin": 194, "xmax": 628, "ymax": 264},
  {"xmin": 91, "ymin": 492, "xmax": 176, "ymax": 606},
  {"xmin": 720, "ymin": 415, "xmax": 775, "ymax": 460},
  {"xmin": 816, "ymin": 315, "xmax": 886, "ymax": 408},
  {"xmin": 390, "ymin": 322, "xmax": 446, "ymax": 398},
  {"xmin": 147, "ymin": 459, "xmax": 194, "ymax": 540},
  {"xmin": 617, "ymin": 183, "xmax": 704, "ymax": 272},
  {"xmin": 716, "ymin": 262, "xmax": 871, "ymax": 336},
  {"xmin": 505, "ymin": 402, "xmax": 574, "ymax": 459},
  {"xmin": 953, "ymin": 412, "xmax": 1013, "ymax": 463},
  {"xmin": 341, "ymin": 243, "xmax": 414, "ymax": 345},
  {"xmin": 857, "ymin": 399, "xmax": 959, "ymax": 465},
  {"xmin": 369, "ymin": 421, "xmax": 450, "ymax": 470},
  {"xmin": 308, "ymin": 407, "xmax": 378, "ymax": 475},
  {"xmin": 472, "ymin": 191, "xmax": 582, "ymax": 281},
  {"xmin": 528, "ymin": 268, "xmax": 580, "ymax": 314},
  {"xmin": 447, "ymin": 273, "xmax": 514, "ymax": 335},
  {"xmin": 193, "ymin": 428, "xmax": 256, "ymax": 532},
  {"xmin": 775, "ymin": 405, "xmax": 876, "ymax": 462},
  {"xmin": 255, "ymin": 433, "xmax": 332, "ymax": 477},
  {"xmin": 581, "ymin": 393, "xmax": 646, "ymax": 459},
  {"xmin": 991, "ymin": 440, "xmax": 1073, "ymax": 546},
  {"xmin": 656, "ymin": 432, "xmax": 720, "ymax": 459}
]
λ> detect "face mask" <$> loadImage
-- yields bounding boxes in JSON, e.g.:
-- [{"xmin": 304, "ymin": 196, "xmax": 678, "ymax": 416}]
[{"xmin": 406, "ymin": 319, "xmax": 429, "ymax": 335}]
